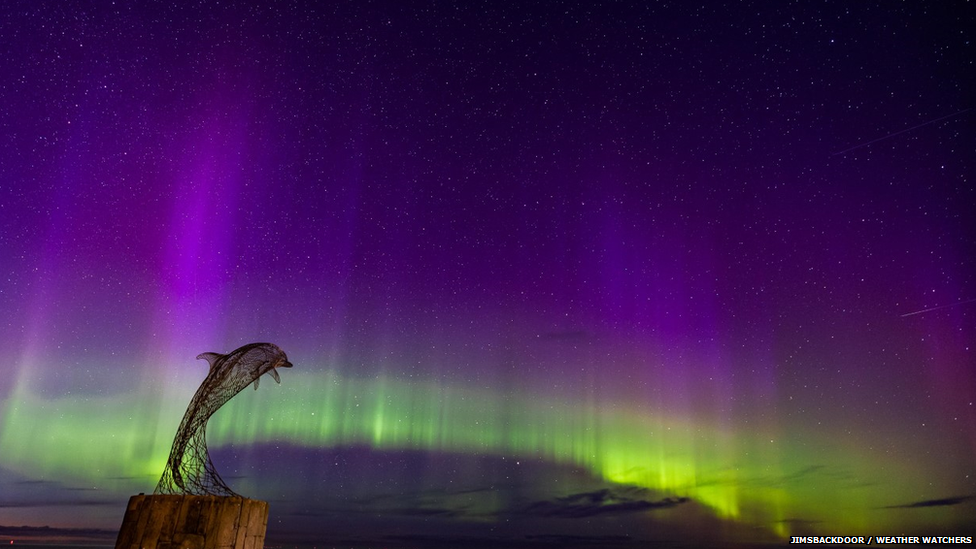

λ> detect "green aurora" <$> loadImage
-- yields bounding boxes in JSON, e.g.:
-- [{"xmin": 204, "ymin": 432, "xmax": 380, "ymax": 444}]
[{"xmin": 1, "ymin": 364, "xmax": 963, "ymax": 538}]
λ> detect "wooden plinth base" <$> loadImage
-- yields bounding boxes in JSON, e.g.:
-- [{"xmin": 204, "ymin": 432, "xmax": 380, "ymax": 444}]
[{"xmin": 114, "ymin": 494, "xmax": 268, "ymax": 549}]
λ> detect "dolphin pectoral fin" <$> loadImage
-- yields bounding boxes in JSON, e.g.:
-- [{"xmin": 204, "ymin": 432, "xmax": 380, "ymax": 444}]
[
  {"xmin": 253, "ymin": 377, "xmax": 260, "ymax": 390},
  {"xmin": 196, "ymin": 352, "xmax": 223, "ymax": 370},
  {"xmin": 270, "ymin": 368, "xmax": 281, "ymax": 384}
]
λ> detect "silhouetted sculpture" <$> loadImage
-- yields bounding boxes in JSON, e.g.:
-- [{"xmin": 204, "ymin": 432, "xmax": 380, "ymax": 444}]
[{"xmin": 154, "ymin": 342, "xmax": 292, "ymax": 497}]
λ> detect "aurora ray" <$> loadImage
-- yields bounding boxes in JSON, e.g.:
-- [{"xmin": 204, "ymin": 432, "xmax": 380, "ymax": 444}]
[{"xmin": 1, "ymin": 1, "xmax": 973, "ymax": 546}]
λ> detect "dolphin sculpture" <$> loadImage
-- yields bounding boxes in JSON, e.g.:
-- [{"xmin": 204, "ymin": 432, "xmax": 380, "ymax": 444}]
[{"xmin": 154, "ymin": 342, "xmax": 292, "ymax": 497}]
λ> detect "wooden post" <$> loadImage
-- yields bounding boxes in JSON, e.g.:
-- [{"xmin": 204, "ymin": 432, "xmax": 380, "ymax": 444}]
[{"xmin": 115, "ymin": 494, "xmax": 268, "ymax": 549}]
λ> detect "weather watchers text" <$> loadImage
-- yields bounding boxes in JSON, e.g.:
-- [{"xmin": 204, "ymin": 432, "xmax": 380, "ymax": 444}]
[{"xmin": 790, "ymin": 536, "xmax": 973, "ymax": 544}]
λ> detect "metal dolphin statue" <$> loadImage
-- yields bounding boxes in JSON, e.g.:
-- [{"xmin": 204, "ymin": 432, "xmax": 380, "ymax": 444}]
[{"xmin": 154, "ymin": 342, "xmax": 292, "ymax": 497}]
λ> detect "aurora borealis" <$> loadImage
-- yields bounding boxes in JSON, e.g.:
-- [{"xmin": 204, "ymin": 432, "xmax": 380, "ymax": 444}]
[{"xmin": 1, "ymin": 1, "xmax": 974, "ymax": 547}]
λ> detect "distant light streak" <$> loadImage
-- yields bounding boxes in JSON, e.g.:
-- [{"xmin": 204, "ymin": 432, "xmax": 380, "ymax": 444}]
[
  {"xmin": 900, "ymin": 298, "xmax": 976, "ymax": 318},
  {"xmin": 831, "ymin": 108, "xmax": 971, "ymax": 156}
]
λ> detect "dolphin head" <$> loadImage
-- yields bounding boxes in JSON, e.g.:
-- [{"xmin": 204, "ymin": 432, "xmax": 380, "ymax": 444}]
[
  {"xmin": 265, "ymin": 350, "xmax": 293, "ymax": 386},
  {"xmin": 249, "ymin": 343, "xmax": 291, "ymax": 389},
  {"xmin": 197, "ymin": 342, "xmax": 293, "ymax": 390}
]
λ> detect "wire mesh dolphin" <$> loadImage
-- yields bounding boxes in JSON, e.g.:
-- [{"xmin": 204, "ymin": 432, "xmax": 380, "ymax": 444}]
[{"xmin": 154, "ymin": 342, "xmax": 293, "ymax": 496}]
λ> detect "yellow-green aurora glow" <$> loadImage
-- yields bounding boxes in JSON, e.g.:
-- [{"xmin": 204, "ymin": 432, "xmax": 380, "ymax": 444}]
[{"xmin": 1, "ymin": 363, "xmax": 966, "ymax": 537}]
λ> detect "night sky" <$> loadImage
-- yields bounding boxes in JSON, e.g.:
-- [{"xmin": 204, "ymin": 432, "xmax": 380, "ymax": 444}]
[{"xmin": 1, "ymin": 1, "xmax": 974, "ymax": 547}]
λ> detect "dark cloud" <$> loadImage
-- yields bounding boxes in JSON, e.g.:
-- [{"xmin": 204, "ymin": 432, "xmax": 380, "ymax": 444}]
[
  {"xmin": 742, "ymin": 465, "xmax": 829, "ymax": 489},
  {"xmin": 0, "ymin": 524, "xmax": 116, "ymax": 543},
  {"xmin": 519, "ymin": 489, "xmax": 689, "ymax": 518},
  {"xmin": 280, "ymin": 488, "xmax": 469, "ymax": 520},
  {"xmin": 10, "ymin": 479, "xmax": 60, "ymax": 486},
  {"xmin": 779, "ymin": 518, "xmax": 824, "ymax": 525},
  {"xmin": 883, "ymin": 495, "xmax": 973, "ymax": 509},
  {"xmin": 785, "ymin": 466, "xmax": 826, "ymax": 481}
]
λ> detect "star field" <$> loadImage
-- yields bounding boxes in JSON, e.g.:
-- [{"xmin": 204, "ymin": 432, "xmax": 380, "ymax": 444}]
[{"xmin": 0, "ymin": 1, "xmax": 974, "ymax": 546}]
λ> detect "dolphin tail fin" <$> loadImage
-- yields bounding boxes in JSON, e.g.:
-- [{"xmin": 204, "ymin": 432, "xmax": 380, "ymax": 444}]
[{"xmin": 196, "ymin": 352, "xmax": 223, "ymax": 371}]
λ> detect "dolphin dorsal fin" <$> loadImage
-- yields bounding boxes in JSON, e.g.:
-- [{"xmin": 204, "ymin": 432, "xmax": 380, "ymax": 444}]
[{"xmin": 196, "ymin": 352, "xmax": 223, "ymax": 371}]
